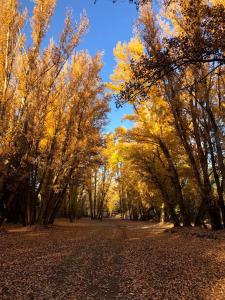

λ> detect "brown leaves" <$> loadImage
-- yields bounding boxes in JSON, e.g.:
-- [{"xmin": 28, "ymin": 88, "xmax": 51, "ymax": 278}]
[{"xmin": 1, "ymin": 219, "xmax": 225, "ymax": 299}]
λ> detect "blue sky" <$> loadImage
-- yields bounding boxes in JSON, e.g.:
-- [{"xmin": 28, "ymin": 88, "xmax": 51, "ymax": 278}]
[{"xmin": 20, "ymin": 0, "xmax": 140, "ymax": 132}]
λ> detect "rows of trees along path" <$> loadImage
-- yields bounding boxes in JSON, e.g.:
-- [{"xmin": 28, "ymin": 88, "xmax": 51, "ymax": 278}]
[
  {"xmin": 109, "ymin": 0, "xmax": 225, "ymax": 230},
  {"xmin": 0, "ymin": 0, "xmax": 225, "ymax": 230},
  {"xmin": 0, "ymin": 0, "xmax": 109, "ymax": 226}
]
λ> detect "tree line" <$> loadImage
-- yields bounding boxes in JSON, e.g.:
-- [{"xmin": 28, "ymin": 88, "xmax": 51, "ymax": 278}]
[
  {"xmin": 108, "ymin": 0, "xmax": 225, "ymax": 229},
  {"xmin": 0, "ymin": 0, "xmax": 109, "ymax": 226}
]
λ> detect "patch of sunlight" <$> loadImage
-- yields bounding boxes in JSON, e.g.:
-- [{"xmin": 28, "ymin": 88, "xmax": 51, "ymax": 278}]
[
  {"xmin": 208, "ymin": 278, "xmax": 225, "ymax": 300},
  {"xmin": 8, "ymin": 227, "xmax": 30, "ymax": 233}
]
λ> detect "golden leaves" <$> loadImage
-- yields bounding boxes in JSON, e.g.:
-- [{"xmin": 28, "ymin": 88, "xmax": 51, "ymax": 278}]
[
  {"xmin": 210, "ymin": 0, "xmax": 225, "ymax": 6},
  {"xmin": 0, "ymin": 0, "xmax": 109, "ymax": 226},
  {"xmin": 107, "ymin": 37, "xmax": 144, "ymax": 93},
  {"xmin": 31, "ymin": 0, "xmax": 56, "ymax": 48}
]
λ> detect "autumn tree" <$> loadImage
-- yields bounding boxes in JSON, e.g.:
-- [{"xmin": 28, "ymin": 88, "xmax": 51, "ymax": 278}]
[
  {"xmin": 0, "ymin": 0, "xmax": 109, "ymax": 226},
  {"xmin": 110, "ymin": 0, "xmax": 225, "ymax": 229}
]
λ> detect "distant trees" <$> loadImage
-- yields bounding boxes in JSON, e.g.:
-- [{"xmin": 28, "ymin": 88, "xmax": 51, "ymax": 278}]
[
  {"xmin": 62, "ymin": 135, "xmax": 114, "ymax": 221},
  {"xmin": 109, "ymin": 0, "xmax": 225, "ymax": 229},
  {"xmin": 86, "ymin": 165, "xmax": 113, "ymax": 220},
  {"xmin": 0, "ymin": 0, "xmax": 109, "ymax": 226}
]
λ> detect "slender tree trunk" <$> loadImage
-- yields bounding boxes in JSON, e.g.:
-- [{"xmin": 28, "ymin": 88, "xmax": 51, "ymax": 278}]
[
  {"xmin": 160, "ymin": 203, "xmax": 165, "ymax": 224},
  {"xmin": 147, "ymin": 165, "xmax": 181, "ymax": 227},
  {"xmin": 158, "ymin": 138, "xmax": 191, "ymax": 226}
]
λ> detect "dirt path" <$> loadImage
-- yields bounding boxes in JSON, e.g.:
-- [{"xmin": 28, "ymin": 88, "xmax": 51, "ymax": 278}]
[{"xmin": 1, "ymin": 219, "xmax": 225, "ymax": 299}]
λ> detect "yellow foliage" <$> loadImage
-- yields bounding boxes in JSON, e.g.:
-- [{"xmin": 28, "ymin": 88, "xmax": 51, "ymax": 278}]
[
  {"xmin": 107, "ymin": 37, "xmax": 144, "ymax": 93},
  {"xmin": 32, "ymin": 0, "xmax": 56, "ymax": 48},
  {"xmin": 210, "ymin": 0, "xmax": 225, "ymax": 5}
]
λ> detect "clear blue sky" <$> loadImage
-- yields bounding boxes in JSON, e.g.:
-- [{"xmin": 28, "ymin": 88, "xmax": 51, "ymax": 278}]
[{"xmin": 20, "ymin": 0, "xmax": 140, "ymax": 132}]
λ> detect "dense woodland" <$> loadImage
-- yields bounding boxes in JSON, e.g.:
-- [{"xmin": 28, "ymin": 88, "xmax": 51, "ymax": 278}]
[{"xmin": 0, "ymin": 0, "xmax": 225, "ymax": 230}]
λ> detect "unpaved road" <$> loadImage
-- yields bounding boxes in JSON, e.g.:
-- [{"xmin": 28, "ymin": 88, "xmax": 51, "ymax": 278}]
[{"xmin": 1, "ymin": 219, "xmax": 225, "ymax": 299}]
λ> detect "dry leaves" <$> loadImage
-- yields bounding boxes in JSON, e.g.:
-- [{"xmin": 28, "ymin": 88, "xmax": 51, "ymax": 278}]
[{"xmin": 1, "ymin": 220, "xmax": 225, "ymax": 299}]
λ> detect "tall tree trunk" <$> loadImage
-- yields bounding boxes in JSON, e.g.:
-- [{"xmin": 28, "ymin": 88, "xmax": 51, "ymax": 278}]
[
  {"xmin": 147, "ymin": 165, "xmax": 181, "ymax": 227},
  {"xmin": 158, "ymin": 138, "xmax": 191, "ymax": 226}
]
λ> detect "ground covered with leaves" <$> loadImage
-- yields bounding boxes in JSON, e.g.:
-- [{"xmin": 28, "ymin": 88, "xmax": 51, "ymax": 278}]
[{"xmin": 1, "ymin": 219, "xmax": 225, "ymax": 299}]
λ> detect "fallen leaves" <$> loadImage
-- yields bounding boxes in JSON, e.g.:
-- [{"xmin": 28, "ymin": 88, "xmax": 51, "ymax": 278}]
[{"xmin": 1, "ymin": 219, "xmax": 225, "ymax": 299}]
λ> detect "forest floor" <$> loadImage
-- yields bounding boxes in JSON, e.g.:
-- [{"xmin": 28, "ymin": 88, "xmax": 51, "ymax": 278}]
[{"xmin": 1, "ymin": 219, "xmax": 225, "ymax": 300}]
